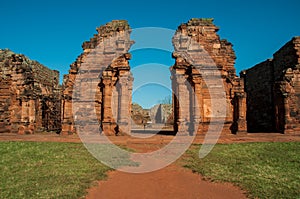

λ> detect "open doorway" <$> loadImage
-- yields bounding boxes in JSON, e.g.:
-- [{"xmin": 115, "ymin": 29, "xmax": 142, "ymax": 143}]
[{"xmin": 130, "ymin": 49, "xmax": 175, "ymax": 135}]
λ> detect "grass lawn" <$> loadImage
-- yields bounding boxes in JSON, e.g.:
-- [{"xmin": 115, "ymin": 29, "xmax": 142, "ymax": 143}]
[
  {"xmin": 181, "ymin": 142, "xmax": 300, "ymax": 199},
  {"xmin": 0, "ymin": 141, "xmax": 125, "ymax": 199}
]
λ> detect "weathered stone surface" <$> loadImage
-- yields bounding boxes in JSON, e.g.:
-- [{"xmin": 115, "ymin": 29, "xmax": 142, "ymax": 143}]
[
  {"xmin": 171, "ymin": 18, "xmax": 246, "ymax": 135},
  {"xmin": 0, "ymin": 49, "xmax": 61, "ymax": 134},
  {"xmin": 244, "ymin": 36, "xmax": 300, "ymax": 134},
  {"xmin": 62, "ymin": 20, "xmax": 134, "ymax": 135}
]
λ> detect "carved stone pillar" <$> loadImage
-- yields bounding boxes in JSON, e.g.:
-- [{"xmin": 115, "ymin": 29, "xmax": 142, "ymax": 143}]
[
  {"xmin": 116, "ymin": 72, "xmax": 132, "ymax": 135},
  {"xmin": 19, "ymin": 98, "xmax": 35, "ymax": 134},
  {"xmin": 112, "ymin": 87, "xmax": 118, "ymax": 124},
  {"xmin": 175, "ymin": 73, "xmax": 189, "ymax": 135},
  {"xmin": 102, "ymin": 72, "xmax": 116, "ymax": 135},
  {"xmin": 234, "ymin": 92, "xmax": 247, "ymax": 134},
  {"xmin": 192, "ymin": 76, "xmax": 203, "ymax": 134},
  {"xmin": 283, "ymin": 95, "xmax": 292, "ymax": 133},
  {"xmin": 61, "ymin": 99, "xmax": 75, "ymax": 135},
  {"xmin": 128, "ymin": 73, "xmax": 133, "ymax": 132},
  {"xmin": 35, "ymin": 98, "xmax": 43, "ymax": 132}
]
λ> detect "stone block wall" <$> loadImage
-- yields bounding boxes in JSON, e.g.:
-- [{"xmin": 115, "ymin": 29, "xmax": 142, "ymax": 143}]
[
  {"xmin": 171, "ymin": 18, "xmax": 247, "ymax": 135},
  {"xmin": 244, "ymin": 59, "xmax": 275, "ymax": 132},
  {"xmin": 62, "ymin": 20, "xmax": 134, "ymax": 135},
  {"xmin": 244, "ymin": 37, "xmax": 300, "ymax": 134},
  {"xmin": 0, "ymin": 49, "xmax": 61, "ymax": 134}
]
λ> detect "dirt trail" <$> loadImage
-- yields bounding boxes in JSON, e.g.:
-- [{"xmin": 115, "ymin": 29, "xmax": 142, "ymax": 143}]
[
  {"xmin": 85, "ymin": 142, "xmax": 247, "ymax": 199},
  {"xmin": 86, "ymin": 164, "xmax": 247, "ymax": 199}
]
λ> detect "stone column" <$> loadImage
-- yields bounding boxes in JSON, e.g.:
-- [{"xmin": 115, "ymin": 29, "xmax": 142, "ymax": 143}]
[
  {"xmin": 283, "ymin": 95, "xmax": 292, "ymax": 133},
  {"xmin": 35, "ymin": 98, "xmax": 43, "ymax": 132},
  {"xmin": 117, "ymin": 73, "xmax": 131, "ymax": 135},
  {"xmin": 61, "ymin": 99, "xmax": 74, "ymax": 135},
  {"xmin": 19, "ymin": 98, "xmax": 35, "ymax": 134},
  {"xmin": 28, "ymin": 99, "xmax": 36, "ymax": 130},
  {"xmin": 175, "ymin": 73, "xmax": 189, "ymax": 135},
  {"xmin": 95, "ymin": 83, "xmax": 102, "ymax": 123},
  {"xmin": 112, "ymin": 86, "xmax": 118, "ymax": 124},
  {"xmin": 235, "ymin": 92, "xmax": 247, "ymax": 134},
  {"xmin": 192, "ymin": 76, "xmax": 203, "ymax": 135},
  {"xmin": 128, "ymin": 73, "xmax": 133, "ymax": 132},
  {"xmin": 102, "ymin": 71, "xmax": 115, "ymax": 135}
]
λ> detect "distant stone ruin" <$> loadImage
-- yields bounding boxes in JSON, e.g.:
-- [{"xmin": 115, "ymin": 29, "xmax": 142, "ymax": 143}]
[
  {"xmin": 0, "ymin": 19, "xmax": 299, "ymax": 135},
  {"xmin": 0, "ymin": 49, "xmax": 61, "ymax": 134},
  {"xmin": 131, "ymin": 103, "xmax": 150, "ymax": 126},
  {"xmin": 150, "ymin": 104, "xmax": 173, "ymax": 124}
]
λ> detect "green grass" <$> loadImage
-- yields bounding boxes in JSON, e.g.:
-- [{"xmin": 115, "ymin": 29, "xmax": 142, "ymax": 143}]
[
  {"xmin": 0, "ymin": 141, "xmax": 133, "ymax": 199},
  {"xmin": 181, "ymin": 142, "xmax": 300, "ymax": 199}
]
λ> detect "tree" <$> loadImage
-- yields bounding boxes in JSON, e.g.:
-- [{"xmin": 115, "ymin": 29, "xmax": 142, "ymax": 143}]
[{"xmin": 158, "ymin": 95, "xmax": 172, "ymax": 104}]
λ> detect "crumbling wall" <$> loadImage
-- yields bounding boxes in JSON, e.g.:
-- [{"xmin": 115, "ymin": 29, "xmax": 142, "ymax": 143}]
[
  {"xmin": 273, "ymin": 37, "xmax": 300, "ymax": 133},
  {"xmin": 62, "ymin": 20, "xmax": 134, "ymax": 135},
  {"xmin": 171, "ymin": 18, "xmax": 246, "ymax": 135},
  {"xmin": 0, "ymin": 49, "xmax": 61, "ymax": 134},
  {"xmin": 244, "ymin": 36, "xmax": 300, "ymax": 134}
]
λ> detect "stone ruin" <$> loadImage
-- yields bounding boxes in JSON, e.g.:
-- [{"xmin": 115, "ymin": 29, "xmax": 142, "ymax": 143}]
[
  {"xmin": 0, "ymin": 49, "xmax": 61, "ymax": 134},
  {"xmin": 171, "ymin": 18, "xmax": 246, "ymax": 135},
  {"xmin": 244, "ymin": 36, "xmax": 300, "ymax": 134},
  {"xmin": 0, "ymin": 19, "xmax": 299, "ymax": 135},
  {"xmin": 150, "ymin": 104, "xmax": 173, "ymax": 125},
  {"xmin": 61, "ymin": 20, "xmax": 134, "ymax": 135},
  {"xmin": 130, "ymin": 103, "xmax": 173, "ymax": 130}
]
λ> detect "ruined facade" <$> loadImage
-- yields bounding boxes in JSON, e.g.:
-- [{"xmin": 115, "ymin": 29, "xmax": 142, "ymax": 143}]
[
  {"xmin": 171, "ymin": 18, "xmax": 247, "ymax": 135},
  {"xmin": 244, "ymin": 37, "xmax": 300, "ymax": 134},
  {"xmin": 61, "ymin": 20, "xmax": 134, "ymax": 135},
  {"xmin": 0, "ymin": 49, "xmax": 61, "ymax": 134},
  {"xmin": 1, "ymin": 19, "xmax": 299, "ymax": 136}
]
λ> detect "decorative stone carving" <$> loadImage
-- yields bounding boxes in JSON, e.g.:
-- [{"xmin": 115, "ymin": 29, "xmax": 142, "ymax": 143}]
[
  {"xmin": 61, "ymin": 20, "xmax": 134, "ymax": 135},
  {"xmin": 171, "ymin": 18, "xmax": 246, "ymax": 135}
]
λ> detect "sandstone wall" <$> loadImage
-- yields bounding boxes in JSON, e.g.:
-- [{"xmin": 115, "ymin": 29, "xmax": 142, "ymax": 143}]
[
  {"xmin": 171, "ymin": 18, "xmax": 246, "ymax": 135},
  {"xmin": 0, "ymin": 49, "xmax": 61, "ymax": 134},
  {"xmin": 62, "ymin": 20, "xmax": 134, "ymax": 135},
  {"xmin": 244, "ymin": 36, "xmax": 300, "ymax": 134}
]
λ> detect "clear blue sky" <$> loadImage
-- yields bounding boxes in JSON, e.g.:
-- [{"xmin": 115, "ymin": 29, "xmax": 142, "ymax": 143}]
[{"xmin": 1, "ymin": 0, "xmax": 299, "ymax": 108}]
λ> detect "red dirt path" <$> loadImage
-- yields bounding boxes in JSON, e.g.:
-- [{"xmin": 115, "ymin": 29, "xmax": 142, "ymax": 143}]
[
  {"xmin": 86, "ymin": 164, "xmax": 247, "ymax": 199},
  {"xmin": 1, "ymin": 133, "xmax": 300, "ymax": 199}
]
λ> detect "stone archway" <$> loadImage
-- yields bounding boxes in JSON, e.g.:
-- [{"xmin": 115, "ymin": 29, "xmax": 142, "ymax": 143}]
[
  {"xmin": 61, "ymin": 20, "xmax": 134, "ymax": 135},
  {"xmin": 170, "ymin": 18, "xmax": 247, "ymax": 135},
  {"xmin": 61, "ymin": 19, "xmax": 247, "ymax": 136}
]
